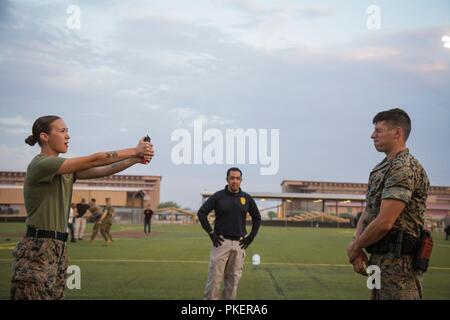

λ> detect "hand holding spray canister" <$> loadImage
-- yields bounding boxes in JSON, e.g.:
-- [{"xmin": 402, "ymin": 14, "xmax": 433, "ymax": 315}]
[{"xmin": 141, "ymin": 135, "xmax": 151, "ymax": 164}]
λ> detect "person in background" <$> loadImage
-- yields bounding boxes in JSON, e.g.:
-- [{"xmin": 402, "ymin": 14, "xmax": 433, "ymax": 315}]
[
  {"xmin": 143, "ymin": 204, "xmax": 154, "ymax": 235},
  {"xmin": 68, "ymin": 203, "xmax": 77, "ymax": 243}
]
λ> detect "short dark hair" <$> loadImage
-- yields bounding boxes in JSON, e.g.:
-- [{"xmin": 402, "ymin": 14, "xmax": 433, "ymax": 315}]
[
  {"xmin": 373, "ymin": 108, "xmax": 411, "ymax": 141},
  {"xmin": 91, "ymin": 198, "xmax": 96, "ymax": 202},
  {"xmin": 227, "ymin": 167, "xmax": 242, "ymax": 178}
]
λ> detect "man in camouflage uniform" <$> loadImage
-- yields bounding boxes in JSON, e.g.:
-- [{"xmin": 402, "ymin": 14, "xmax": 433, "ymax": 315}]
[
  {"xmin": 100, "ymin": 198, "xmax": 114, "ymax": 245},
  {"xmin": 88, "ymin": 198, "xmax": 103, "ymax": 242},
  {"xmin": 347, "ymin": 108, "xmax": 429, "ymax": 300}
]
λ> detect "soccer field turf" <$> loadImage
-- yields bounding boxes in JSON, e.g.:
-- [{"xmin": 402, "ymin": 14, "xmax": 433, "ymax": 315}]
[{"xmin": 0, "ymin": 223, "xmax": 449, "ymax": 300}]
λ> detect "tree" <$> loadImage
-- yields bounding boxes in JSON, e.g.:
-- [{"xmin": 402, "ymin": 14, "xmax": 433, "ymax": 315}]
[
  {"xmin": 157, "ymin": 201, "xmax": 181, "ymax": 209},
  {"xmin": 267, "ymin": 211, "xmax": 277, "ymax": 221}
]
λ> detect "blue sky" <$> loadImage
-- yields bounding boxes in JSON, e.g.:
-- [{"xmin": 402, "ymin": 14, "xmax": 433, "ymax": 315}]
[{"xmin": 0, "ymin": 0, "xmax": 449, "ymax": 209}]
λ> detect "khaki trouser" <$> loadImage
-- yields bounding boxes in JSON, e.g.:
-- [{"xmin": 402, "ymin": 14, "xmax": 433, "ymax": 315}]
[
  {"xmin": 75, "ymin": 217, "xmax": 86, "ymax": 240},
  {"xmin": 203, "ymin": 238, "xmax": 246, "ymax": 300}
]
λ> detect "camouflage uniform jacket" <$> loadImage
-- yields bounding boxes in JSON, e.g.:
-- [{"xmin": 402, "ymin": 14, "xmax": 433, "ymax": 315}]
[{"xmin": 361, "ymin": 148, "xmax": 429, "ymax": 238}]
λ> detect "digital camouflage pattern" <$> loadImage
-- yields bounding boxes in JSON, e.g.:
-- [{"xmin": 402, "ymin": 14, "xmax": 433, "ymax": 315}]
[
  {"xmin": 361, "ymin": 148, "xmax": 429, "ymax": 300},
  {"xmin": 100, "ymin": 205, "xmax": 114, "ymax": 242},
  {"xmin": 90, "ymin": 221, "xmax": 102, "ymax": 241},
  {"xmin": 102, "ymin": 205, "xmax": 115, "ymax": 224},
  {"xmin": 10, "ymin": 237, "xmax": 68, "ymax": 300},
  {"xmin": 362, "ymin": 148, "xmax": 429, "ymax": 237},
  {"xmin": 370, "ymin": 254, "xmax": 423, "ymax": 300}
]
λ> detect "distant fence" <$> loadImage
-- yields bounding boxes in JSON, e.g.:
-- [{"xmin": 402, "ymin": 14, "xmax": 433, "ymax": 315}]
[
  {"xmin": 258, "ymin": 220, "xmax": 353, "ymax": 228},
  {"xmin": 0, "ymin": 215, "xmax": 26, "ymax": 223}
]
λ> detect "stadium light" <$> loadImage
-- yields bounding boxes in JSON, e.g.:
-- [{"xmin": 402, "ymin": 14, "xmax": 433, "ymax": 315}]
[{"xmin": 442, "ymin": 35, "xmax": 450, "ymax": 48}]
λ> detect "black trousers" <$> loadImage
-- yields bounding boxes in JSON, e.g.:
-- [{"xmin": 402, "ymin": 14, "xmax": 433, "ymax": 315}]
[
  {"xmin": 144, "ymin": 220, "xmax": 151, "ymax": 233},
  {"xmin": 68, "ymin": 223, "xmax": 75, "ymax": 241}
]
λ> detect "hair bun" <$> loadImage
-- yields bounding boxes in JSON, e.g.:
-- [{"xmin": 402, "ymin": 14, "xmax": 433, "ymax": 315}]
[{"xmin": 25, "ymin": 135, "xmax": 37, "ymax": 146}]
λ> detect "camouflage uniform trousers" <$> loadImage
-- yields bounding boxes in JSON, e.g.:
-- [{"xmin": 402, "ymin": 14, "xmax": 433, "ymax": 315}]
[
  {"xmin": 90, "ymin": 221, "xmax": 101, "ymax": 241},
  {"xmin": 10, "ymin": 237, "xmax": 68, "ymax": 300},
  {"xmin": 100, "ymin": 222, "xmax": 113, "ymax": 242},
  {"xmin": 370, "ymin": 253, "xmax": 423, "ymax": 300}
]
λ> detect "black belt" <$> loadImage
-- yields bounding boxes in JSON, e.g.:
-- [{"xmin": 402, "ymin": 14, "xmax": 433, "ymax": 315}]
[
  {"xmin": 366, "ymin": 231, "xmax": 417, "ymax": 255},
  {"xmin": 26, "ymin": 226, "xmax": 68, "ymax": 242},
  {"xmin": 221, "ymin": 234, "xmax": 242, "ymax": 241}
]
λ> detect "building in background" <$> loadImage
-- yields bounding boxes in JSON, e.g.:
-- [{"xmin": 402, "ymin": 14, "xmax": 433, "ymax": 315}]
[
  {"xmin": 281, "ymin": 180, "xmax": 450, "ymax": 219},
  {"xmin": 0, "ymin": 171, "xmax": 161, "ymax": 223}
]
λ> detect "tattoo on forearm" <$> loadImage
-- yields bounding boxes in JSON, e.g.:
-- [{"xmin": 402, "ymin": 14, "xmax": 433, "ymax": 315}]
[
  {"xmin": 109, "ymin": 159, "xmax": 133, "ymax": 171},
  {"xmin": 106, "ymin": 151, "xmax": 118, "ymax": 158}
]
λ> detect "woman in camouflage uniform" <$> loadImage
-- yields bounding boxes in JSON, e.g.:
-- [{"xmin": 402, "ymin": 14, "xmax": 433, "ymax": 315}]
[{"xmin": 10, "ymin": 115, "xmax": 154, "ymax": 299}]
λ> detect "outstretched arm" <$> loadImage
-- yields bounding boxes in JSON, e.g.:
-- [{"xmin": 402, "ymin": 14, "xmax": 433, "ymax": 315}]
[
  {"xmin": 75, "ymin": 157, "xmax": 142, "ymax": 180},
  {"xmin": 56, "ymin": 138, "xmax": 153, "ymax": 175}
]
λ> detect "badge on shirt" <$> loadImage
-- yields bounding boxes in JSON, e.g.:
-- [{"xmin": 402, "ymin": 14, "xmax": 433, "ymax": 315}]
[{"xmin": 240, "ymin": 197, "xmax": 246, "ymax": 205}]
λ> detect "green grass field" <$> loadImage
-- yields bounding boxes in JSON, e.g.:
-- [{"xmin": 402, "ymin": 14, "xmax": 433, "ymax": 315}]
[{"xmin": 0, "ymin": 222, "xmax": 449, "ymax": 300}]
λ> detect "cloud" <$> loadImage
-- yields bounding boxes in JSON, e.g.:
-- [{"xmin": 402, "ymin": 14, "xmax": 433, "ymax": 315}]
[
  {"xmin": 0, "ymin": 144, "xmax": 37, "ymax": 170},
  {"xmin": 412, "ymin": 61, "xmax": 448, "ymax": 74},
  {"xmin": 223, "ymin": 0, "xmax": 268, "ymax": 14},
  {"xmin": 0, "ymin": 116, "xmax": 31, "ymax": 127},
  {"xmin": 169, "ymin": 107, "xmax": 234, "ymax": 128},
  {"xmin": 0, "ymin": 116, "xmax": 31, "ymax": 136},
  {"xmin": 80, "ymin": 112, "xmax": 108, "ymax": 118},
  {"xmin": 344, "ymin": 46, "xmax": 401, "ymax": 61},
  {"xmin": 332, "ymin": 27, "xmax": 450, "ymax": 78},
  {"xmin": 0, "ymin": 1, "xmax": 449, "ymax": 209},
  {"xmin": 117, "ymin": 84, "xmax": 171, "ymax": 98},
  {"xmin": 1, "ymin": 127, "xmax": 29, "ymax": 135},
  {"xmin": 0, "ymin": 2, "xmax": 122, "ymax": 96},
  {"xmin": 225, "ymin": 1, "xmax": 334, "ymax": 19},
  {"xmin": 0, "ymin": 144, "xmax": 81, "ymax": 171},
  {"xmin": 144, "ymin": 104, "xmax": 164, "ymax": 111},
  {"xmin": 299, "ymin": 6, "xmax": 334, "ymax": 19},
  {"xmin": 0, "ymin": 0, "xmax": 14, "ymax": 27}
]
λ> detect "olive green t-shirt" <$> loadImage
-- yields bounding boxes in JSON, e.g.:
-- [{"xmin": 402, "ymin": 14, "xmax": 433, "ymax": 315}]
[
  {"xmin": 24, "ymin": 154, "xmax": 75, "ymax": 233},
  {"xmin": 103, "ymin": 205, "xmax": 115, "ymax": 224}
]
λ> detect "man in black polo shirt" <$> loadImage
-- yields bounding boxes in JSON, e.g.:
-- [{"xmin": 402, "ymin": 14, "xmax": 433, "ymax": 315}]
[
  {"xmin": 197, "ymin": 167, "xmax": 261, "ymax": 300},
  {"xmin": 75, "ymin": 198, "xmax": 90, "ymax": 240}
]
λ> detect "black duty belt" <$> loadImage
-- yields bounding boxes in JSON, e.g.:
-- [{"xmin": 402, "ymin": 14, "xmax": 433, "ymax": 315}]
[
  {"xmin": 221, "ymin": 234, "xmax": 243, "ymax": 241},
  {"xmin": 26, "ymin": 226, "xmax": 68, "ymax": 242},
  {"xmin": 366, "ymin": 230, "xmax": 418, "ymax": 255}
]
